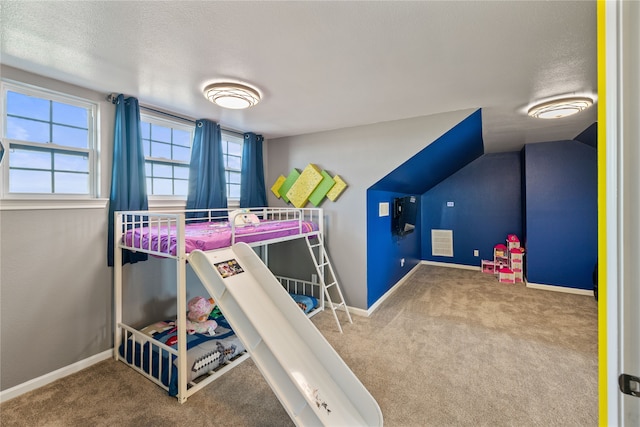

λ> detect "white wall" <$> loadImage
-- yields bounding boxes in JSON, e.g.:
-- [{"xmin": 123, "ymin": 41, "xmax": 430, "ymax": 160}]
[{"xmin": 265, "ymin": 109, "xmax": 476, "ymax": 309}]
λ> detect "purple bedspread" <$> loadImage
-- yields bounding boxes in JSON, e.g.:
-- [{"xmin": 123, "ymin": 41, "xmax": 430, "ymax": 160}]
[{"xmin": 123, "ymin": 220, "xmax": 318, "ymax": 255}]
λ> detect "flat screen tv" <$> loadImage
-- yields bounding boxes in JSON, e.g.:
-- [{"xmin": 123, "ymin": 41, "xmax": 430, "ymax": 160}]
[{"xmin": 392, "ymin": 195, "xmax": 418, "ymax": 237}]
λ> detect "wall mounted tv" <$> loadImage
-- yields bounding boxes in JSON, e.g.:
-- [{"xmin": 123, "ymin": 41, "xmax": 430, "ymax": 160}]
[{"xmin": 392, "ymin": 195, "xmax": 418, "ymax": 237}]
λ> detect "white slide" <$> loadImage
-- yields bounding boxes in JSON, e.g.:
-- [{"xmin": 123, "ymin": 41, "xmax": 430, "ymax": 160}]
[{"xmin": 188, "ymin": 243, "xmax": 383, "ymax": 427}]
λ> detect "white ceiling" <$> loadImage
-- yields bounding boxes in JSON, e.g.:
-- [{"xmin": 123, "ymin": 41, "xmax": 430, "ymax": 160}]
[{"xmin": 1, "ymin": 1, "xmax": 597, "ymax": 153}]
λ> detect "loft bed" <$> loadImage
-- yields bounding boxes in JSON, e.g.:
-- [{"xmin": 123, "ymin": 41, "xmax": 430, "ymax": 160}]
[{"xmin": 113, "ymin": 207, "xmax": 348, "ymax": 403}]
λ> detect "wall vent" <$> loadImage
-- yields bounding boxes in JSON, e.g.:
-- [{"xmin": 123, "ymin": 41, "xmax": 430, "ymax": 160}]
[{"xmin": 431, "ymin": 229, "xmax": 453, "ymax": 257}]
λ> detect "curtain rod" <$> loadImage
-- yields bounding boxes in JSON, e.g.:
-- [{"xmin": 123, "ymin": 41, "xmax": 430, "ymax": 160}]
[{"xmin": 106, "ymin": 93, "xmax": 245, "ymax": 137}]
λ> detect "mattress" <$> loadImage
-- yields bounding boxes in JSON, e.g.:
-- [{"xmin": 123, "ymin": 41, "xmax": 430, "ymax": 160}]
[{"xmin": 123, "ymin": 219, "xmax": 318, "ymax": 255}]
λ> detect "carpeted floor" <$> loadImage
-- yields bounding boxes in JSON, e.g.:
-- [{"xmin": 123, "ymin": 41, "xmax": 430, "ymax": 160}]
[{"xmin": 0, "ymin": 265, "xmax": 598, "ymax": 426}]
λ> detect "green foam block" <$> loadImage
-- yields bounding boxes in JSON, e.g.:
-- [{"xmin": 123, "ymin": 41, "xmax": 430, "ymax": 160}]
[{"xmin": 308, "ymin": 170, "xmax": 335, "ymax": 207}]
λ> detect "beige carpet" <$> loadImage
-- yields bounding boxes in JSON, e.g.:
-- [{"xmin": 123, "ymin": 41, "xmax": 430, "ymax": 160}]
[{"xmin": 0, "ymin": 265, "xmax": 598, "ymax": 426}]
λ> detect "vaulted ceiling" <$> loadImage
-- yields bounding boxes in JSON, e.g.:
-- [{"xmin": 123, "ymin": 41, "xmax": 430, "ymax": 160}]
[{"xmin": 1, "ymin": 1, "xmax": 597, "ymax": 153}]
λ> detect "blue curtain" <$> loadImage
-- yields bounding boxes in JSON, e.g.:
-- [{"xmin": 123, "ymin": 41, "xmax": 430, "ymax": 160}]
[
  {"xmin": 186, "ymin": 119, "xmax": 227, "ymax": 218},
  {"xmin": 240, "ymin": 133, "xmax": 267, "ymax": 208},
  {"xmin": 107, "ymin": 94, "xmax": 148, "ymax": 266}
]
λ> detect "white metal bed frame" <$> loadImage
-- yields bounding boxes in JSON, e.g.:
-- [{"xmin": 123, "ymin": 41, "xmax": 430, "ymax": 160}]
[{"xmin": 113, "ymin": 207, "xmax": 328, "ymax": 403}]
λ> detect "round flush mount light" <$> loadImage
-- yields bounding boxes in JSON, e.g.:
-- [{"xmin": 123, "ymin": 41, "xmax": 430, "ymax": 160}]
[
  {"xmin": 203, "ymin": 82, "xmax": 261, "ymax": 109},
  {"xmin": 527, "ymin": 96, "xmax": 594, "ymax": 119}
]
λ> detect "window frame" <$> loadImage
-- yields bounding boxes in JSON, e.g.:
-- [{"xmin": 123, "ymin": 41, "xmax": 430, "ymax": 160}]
[
  {"xmin": 221, "ymin": 131, "xmax": 244, "ymax": 203},
  {"xmin": 140, "ymin": 113, "xmax": 194, "ymax": 201},
  {"xmin": 140, "ymin": 114, "xmax": 245, "ymax": 207},
  {"xmin": 1, "ymin": 80, "xmax": 99, "ymax": 201}
]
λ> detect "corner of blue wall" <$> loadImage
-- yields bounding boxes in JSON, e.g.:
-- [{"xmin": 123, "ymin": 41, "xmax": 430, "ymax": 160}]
[
  {"xmin": 366, "ymin": 109, "xmax": 485, "ymax": 308},
  {"xmin": 421, "ymin": 152, "xmax": 523, "ymax": 266},
  {"xmin": 366, "ymin": 190, "xmax": 421, "ymax": 307}
]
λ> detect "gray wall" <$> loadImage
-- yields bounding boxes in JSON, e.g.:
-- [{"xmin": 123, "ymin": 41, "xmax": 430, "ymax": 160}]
[
  {"xmin": 0, "ymin": 67, "xmax": 206, "ymax": 391},
  {"xmin": 0, "ymin": 66, "xmax": 114, "ymax": 390},
  {"xmin": 265, "ymin": 108, "xmax": 476, "ymax": 309},
  {"xmin": 0, "ymin": 64, "xmax": 474, "ymax": 391}
]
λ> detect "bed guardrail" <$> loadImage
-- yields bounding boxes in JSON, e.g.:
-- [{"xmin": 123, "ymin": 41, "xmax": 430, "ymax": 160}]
[
  {"xmin": 113, "ymin": 206, "xmax": 325, "ymax": 403},
  {"xmin": 119, "ymin": 323, "xmax": 178, "ymax": 393},
  {"xmin": 276, "ymin": 274, "xmax": 325, "ymax": 316},
  {"xmin": 116, "ymin": 273, "xmax": 323, "ymax": 397},
  {"xmin": 116, "ymin": 207, "xmax": 323, "ymax": 258}
]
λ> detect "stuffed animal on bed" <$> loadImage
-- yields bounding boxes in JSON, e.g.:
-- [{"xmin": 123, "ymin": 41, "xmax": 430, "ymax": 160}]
[
  {"xmin": 230, "ymin": 209, "xmax": 260, "ymax": 226},
  {"xmin": 186, "ymin": 296, "xmax": 218, "ymax": 336}
]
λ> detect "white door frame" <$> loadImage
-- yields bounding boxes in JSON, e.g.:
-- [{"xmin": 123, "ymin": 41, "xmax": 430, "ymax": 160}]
[{"xmin": 602, "ymin": 1, "xmax": 640, "ymax": 425}]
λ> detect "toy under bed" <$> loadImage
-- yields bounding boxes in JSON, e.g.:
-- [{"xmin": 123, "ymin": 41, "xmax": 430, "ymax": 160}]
[
  {"xmin": 118, "ymin": 293, "xmax": 318, "ymax": 397},
  {"xmin": 118, "ymin": 316, "xmax": 246, "ymax": 396}
]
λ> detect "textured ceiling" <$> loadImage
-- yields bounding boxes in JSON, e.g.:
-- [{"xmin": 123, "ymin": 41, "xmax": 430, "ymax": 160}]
[{"xmin": 0, "ymin": 1, "xmax": 597, "ymax": 153}]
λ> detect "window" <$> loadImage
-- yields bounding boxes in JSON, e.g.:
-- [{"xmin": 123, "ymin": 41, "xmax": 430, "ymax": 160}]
[
  {"xmin": 141, "ymin": 115, "xmax": 244, "ymax": 201},
  {"xmin": 141, "ymin": 115, "xmax": 192, "ymax": 197},
  {"xmin": 2, "ymin": 81, "xmax": 97, "ymax": 197},
  {"xmin": 221, "ymin": 132, "xmax": 243, "ymax": 200}
]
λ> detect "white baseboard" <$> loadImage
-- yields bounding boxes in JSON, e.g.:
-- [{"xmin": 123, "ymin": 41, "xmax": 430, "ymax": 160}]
[
  {"xmin": 0, "ymin": 349, "xmax": 113, "ymax": 403},
  {"xmin": 365, "ymin": 261, "xmax": 593, "ymax": 314},
  {"xmin": 344, "ymin": 305, "xmax": 369, "ymax": 317},
  {"xmin": 366, "ymin": 263, "xmax": 423, "ymax": 316},
  {"xmin": 525, "ymin": 281, "xmax": 595, "ymax": 296},
  {"xmin": 421, "ymin": 261, "xmax": 594, "ymax": 296},
  {"xmin": 420, "ymin": 260, "xmax": 481, "ymax": 271},
  {"xmin": 327, "ymin": 302, "xmax": 368, "ymax": 318}
]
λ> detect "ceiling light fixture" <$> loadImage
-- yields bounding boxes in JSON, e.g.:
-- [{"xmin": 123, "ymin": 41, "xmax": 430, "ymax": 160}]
[
  {"xmin": 527, "ymin": 96, "xmax": 594, "ymax": 119},
  {"xmin": 203, "ymin": 82, "xmax": 261, "ymax": 110}
]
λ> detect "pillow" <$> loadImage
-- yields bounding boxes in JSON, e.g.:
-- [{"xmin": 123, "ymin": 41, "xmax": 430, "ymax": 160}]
[
  {"xmin": 230, "ymin": 209, "xmax": 260, "ymax": 226},
  {"xmin": 290, "ymin": 293, "xmax": 318, "ymax": 314}
]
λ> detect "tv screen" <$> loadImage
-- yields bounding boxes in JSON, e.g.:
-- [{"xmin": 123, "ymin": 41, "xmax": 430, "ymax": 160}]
[{"xmin": 392, "ymin": 195, "xmax": 418, "ymax": 236}]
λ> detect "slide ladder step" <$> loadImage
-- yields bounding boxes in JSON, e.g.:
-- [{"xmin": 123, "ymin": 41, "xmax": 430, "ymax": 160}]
[{"xmin": 305, "ymin": 236, "xmax": 352, "ymax": 333}]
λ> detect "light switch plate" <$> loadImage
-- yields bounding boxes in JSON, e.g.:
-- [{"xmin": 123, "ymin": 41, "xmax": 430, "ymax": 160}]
[{"xmin": 379, "ymin": 202, "xmax": 389, "ymax": 217}]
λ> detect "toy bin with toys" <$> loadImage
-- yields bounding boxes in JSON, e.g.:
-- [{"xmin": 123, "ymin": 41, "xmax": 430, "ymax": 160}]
[
  {"xmin": 481, "ymin": 259, "xmax": 496, "ymax": 274},
  {"xmin": 498, "ymin": 268, "xmax": 515, "ymax": 284},
  {"xmin": 509, "ymin": 247, "xmax": 525, "ymax": 282},
  {"xmin": 493, "ymin": 244, "xmax": 509, "ymax": 273},
  {"xmin": 506, "ymin": 234, "xmax": 520, "ymax": 250},
  {"xmin": 484, "ymin": 235, "xmax": 525, "ymax": 284}
]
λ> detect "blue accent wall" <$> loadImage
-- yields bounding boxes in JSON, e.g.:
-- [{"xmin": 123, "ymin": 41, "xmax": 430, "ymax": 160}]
[
  {"xmin": 366, "ymin": 190, "xmax": 421, "ymax": 307},
  {"xmin": 366, "ymin": 110, "xmax": 484, "ymax": 307},
  {"xmin": 421, "ymin": 152, "xmax": 522, "ymax": 265},
  {"xmin": 523, "ymin": 140, "xmax": 597, "ymax": 290},
  {"xmin": 365, "ymin": 110, "xmax": 597, "ymax": 307}
]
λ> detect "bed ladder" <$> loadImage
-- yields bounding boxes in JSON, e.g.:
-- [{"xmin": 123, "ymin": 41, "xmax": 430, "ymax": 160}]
[{"xmin": 305, "ymin": 234, "xmax": 353, "ymax": 333}]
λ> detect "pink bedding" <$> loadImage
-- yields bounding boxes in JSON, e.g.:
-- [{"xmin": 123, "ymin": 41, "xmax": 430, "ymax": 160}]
[{"xmin": 123, "ymin": 219, "xmax": 318, "ymax": 255}]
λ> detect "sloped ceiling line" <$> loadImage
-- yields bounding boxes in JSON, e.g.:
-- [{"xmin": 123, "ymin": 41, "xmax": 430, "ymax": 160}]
[{"xmin": 369, "ymin": 109, "xmax": 485, "ymax": 195}]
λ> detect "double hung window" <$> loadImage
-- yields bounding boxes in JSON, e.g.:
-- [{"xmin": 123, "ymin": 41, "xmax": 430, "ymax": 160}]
[
  {"xmin": 141, "ymin": 115, "xmax": 244, "ymax": 201},
  {"xmin": 141, "ymin": 115, "xmax": 192, "ymax": 197},
  {"xmin": 2, "ymin": 81, "xmax": 97, "ymax": 197},
  {"xmin": 1, "ymin": 80, "xmax": 245, "ymax": 202},
  {"xmin": 221, "ymin": 132, "xmax": 243, "ymax": 200}
]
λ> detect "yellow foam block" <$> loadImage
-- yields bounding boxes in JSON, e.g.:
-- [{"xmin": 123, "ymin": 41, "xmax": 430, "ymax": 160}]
[
  {"xmin": 270, "ymin": 175, "xmax": 286, "ymax": 198},
  {"xmin": 286, "ymin": 164, "xmax": 323, "ymax": 208},
  {"xmin": 278, "ymin": 169, "xmax": 301, "ymax": 204},
  {"xmin": 326, "ymin": 175, "xmax": 347, "ymax": 201}
]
